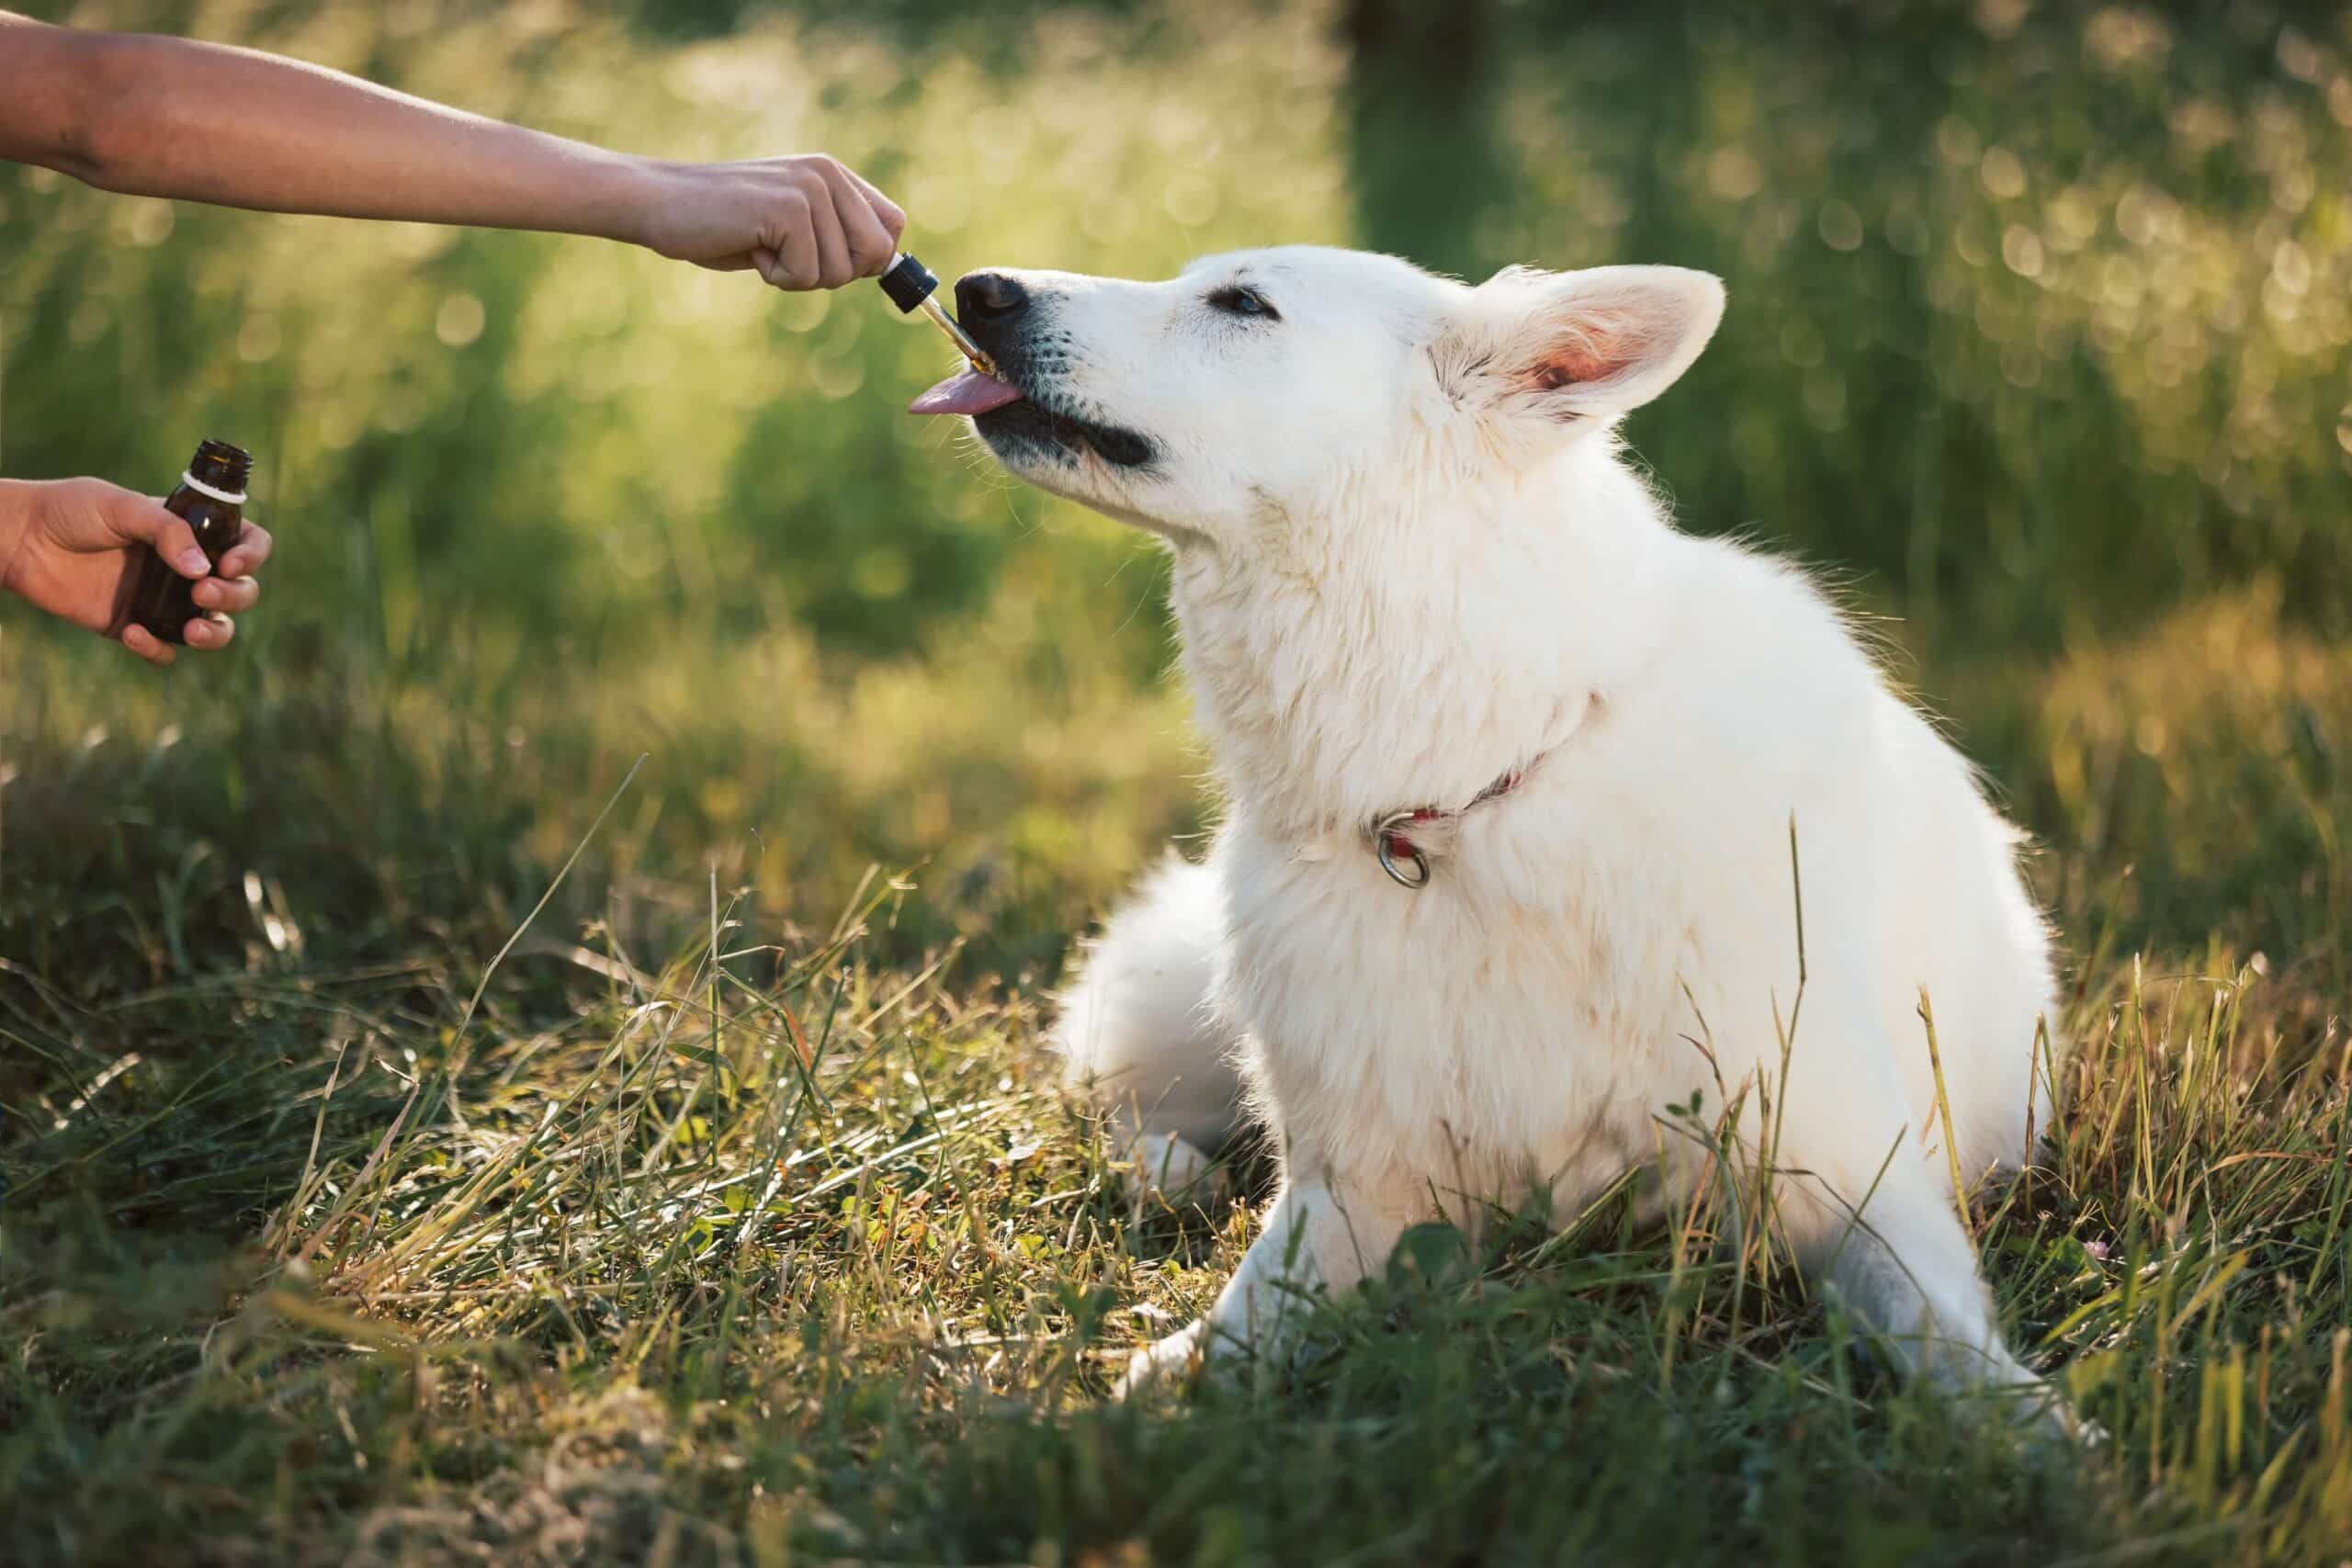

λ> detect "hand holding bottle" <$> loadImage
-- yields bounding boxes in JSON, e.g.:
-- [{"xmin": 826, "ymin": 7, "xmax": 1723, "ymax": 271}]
[{"xmin": 0, "ymin": 474, "xmax": 271, "ymax": 665}]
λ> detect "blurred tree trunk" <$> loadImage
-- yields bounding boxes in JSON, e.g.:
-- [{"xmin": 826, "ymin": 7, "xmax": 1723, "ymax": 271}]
[{"xmin": 1341, "ymin": 0, "xmax": 1508, "ymax": 279}]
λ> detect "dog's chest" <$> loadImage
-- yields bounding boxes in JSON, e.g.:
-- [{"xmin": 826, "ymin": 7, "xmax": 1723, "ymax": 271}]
[{"xmin": 1221, "ymin": 820, "xmax": 1695, "ymax": 1179}]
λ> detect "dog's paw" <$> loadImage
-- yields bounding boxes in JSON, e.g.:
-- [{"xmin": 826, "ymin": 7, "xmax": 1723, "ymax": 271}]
[
  {"xmin": 1992, "ymin": 1377, "xmax": 2105, "ymax": 1450},
  {"xmin": 1112, "ymin": 1320, "xmax": 1209, "ymax": 1400},
  {"xmin": 2031, "ymin": 1395, "xmax": 2109, "ymax": 1450}
]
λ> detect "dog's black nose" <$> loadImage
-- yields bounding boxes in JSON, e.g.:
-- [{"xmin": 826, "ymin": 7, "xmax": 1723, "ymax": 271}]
[{"xmin": 956, "ymin": 271, "xmax": 1029, "ymax": 325}]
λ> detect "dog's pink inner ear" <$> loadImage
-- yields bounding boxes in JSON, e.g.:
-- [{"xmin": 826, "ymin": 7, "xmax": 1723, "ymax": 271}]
[
  {"xmin": 1473, "ymin": 267, "xmax": 1721, "ymax": 420},
  {"xmin": 1534, "ymin": 354, "xmax": 1609, "ymax": 391},
  {"xmin": 1526, "ymin": 317, "xmax": 1652, "ymax": 395}
]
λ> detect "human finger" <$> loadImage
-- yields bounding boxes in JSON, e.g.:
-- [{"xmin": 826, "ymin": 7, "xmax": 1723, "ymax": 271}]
[
  {"xmin": 181, "ymin": 612, "xmax": 234, "ymax": 650},
  {"xmin": 119, "ymin": 623, "xmax": 177, "ymax": 666},
  {"xmin": 193, "ymin": 574, "xmax": 259, "ymax": 614},
  {"xmin": 218, "ymin": 521, "xmax": 273, "ymax": 579}
]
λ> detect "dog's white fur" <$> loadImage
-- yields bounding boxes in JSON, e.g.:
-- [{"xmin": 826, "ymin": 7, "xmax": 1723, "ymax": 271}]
[{"xmin": 962, "ymin": 247, "xmax": 2068, "ymax": 1424}]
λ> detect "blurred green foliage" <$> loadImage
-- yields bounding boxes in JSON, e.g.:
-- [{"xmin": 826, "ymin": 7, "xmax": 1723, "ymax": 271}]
[{"xmin": 1, "ymin": 0, "xmax": 2348, "ymax": 969}]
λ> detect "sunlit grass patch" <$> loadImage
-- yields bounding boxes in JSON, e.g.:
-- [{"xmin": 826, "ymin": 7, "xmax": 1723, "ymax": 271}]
[{"xmin": 6, "ymin": 833, "xmax": 2350, "ymax": 1562}]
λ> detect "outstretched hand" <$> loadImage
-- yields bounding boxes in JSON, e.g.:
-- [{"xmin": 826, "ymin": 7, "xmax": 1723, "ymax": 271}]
[
  {"xmin": 628, "ymin": 154, "xmax": 908, "ymax": 290},
  {"xmin": 0, "ymin": 477, "xmax": 272, "ymax": 665}
]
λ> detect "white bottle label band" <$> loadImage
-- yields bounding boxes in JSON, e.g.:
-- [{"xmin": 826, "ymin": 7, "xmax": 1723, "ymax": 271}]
[{"xmin": 179, "ymin": 470, "xmax": 247, "ymax": 506}]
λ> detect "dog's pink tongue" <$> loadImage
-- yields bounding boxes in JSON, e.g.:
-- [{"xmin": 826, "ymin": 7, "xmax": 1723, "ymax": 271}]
[{"xmin": 910, "ymin": 369, "xmax": 1024, "ymax": 416}]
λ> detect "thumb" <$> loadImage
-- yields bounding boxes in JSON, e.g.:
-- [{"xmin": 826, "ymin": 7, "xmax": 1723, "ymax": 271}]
[{"xmin": 106, "ymin": 491, "xmax": 210, "ymax": 579}]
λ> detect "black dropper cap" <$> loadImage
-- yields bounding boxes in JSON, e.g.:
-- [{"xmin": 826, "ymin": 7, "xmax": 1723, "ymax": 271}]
[{"xmin": 878, "ymin": 252, "xmax": 941, "ymax": 314}]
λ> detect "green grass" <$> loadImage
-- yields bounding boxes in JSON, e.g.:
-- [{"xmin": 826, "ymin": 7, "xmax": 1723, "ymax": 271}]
[
  {"xmin": 6, "ymin": 1, "xmax": 2352, "ymax": 1561},
  {"xmin": 6, "ymin": 593, "xmax": 2352, "ymax": 1566}
]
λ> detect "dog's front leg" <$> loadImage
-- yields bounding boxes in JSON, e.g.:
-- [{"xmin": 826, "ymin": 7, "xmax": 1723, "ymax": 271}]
[
  {"xmin": 1781, "ymin": 1156, "xmax": 2085, "ymax": 1435},
  {"xmin": 1114, "ymin": 1161, "xmax": 1404, "ymax": 1398},
  {"xmin": 1754, "ymin": 982, "xmax": 2086, "ymax": 1438}
]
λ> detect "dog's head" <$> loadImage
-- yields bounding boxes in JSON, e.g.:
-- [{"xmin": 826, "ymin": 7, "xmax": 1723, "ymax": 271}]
[{"xmin": 912, "ymin": 246, "xmax": 1724, "ymax": 546}]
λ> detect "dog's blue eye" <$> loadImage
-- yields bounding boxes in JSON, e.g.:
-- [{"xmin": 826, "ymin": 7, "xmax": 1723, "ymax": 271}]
[{"xmin": 1209, "ymin": 286, "xmax": 1277, "ymax": 321}]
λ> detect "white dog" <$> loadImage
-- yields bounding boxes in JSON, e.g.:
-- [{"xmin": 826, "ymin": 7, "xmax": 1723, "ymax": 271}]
[{"xmin": 911, "ymin": 247, "xmax": 2069, "ymax": 1427}]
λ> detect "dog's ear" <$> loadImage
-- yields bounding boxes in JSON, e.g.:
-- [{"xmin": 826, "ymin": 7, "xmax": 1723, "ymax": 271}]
[{"xmin": 1441, "ymin": 265, "xmax": 1725, "ymax": 427}]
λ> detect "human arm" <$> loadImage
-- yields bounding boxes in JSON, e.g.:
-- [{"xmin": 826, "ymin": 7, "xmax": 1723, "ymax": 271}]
[{"xmin": 0, "ymin": 11, "xmax": 904, "ymax": 288}]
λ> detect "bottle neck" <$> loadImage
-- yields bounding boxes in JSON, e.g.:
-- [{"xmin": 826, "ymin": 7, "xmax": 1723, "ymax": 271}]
[
  {"xmin": 178, "ymin": 468, "xmax": 247, "ymax": 506},
  {"xmin": 187, "ymin": 438, "xmax": 254, "ymax": 499}
]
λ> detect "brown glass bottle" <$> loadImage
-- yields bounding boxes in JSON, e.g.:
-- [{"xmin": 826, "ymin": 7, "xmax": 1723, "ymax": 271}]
[{"xmin": 116, "ymin": 439, "xmax": 253, "ymax": 645}]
